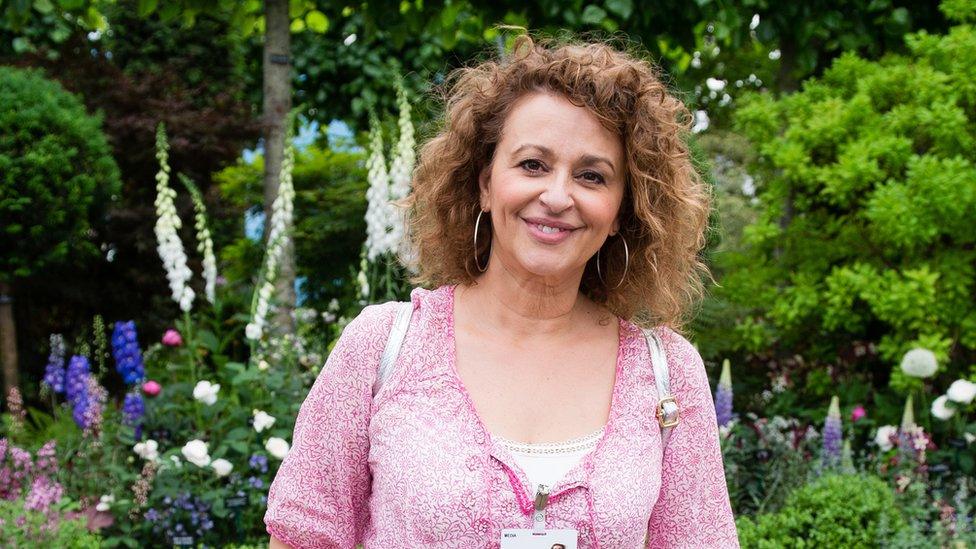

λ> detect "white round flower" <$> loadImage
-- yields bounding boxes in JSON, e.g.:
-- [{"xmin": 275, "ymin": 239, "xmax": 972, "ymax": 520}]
[
  {"xmin": 133, "ymin": 439, "xmax": 159, "ymax": 461},
  {"xmin": 874, "ymin": 425, "xmax": 897, "ymax": 452},
  {"xmin": 965, "ymin": 433, "xmax": 975, "ymax": 444},
  {"xmin": 931, "ymin": 395, "xmax": 956, "ymax": 421},
  {"xmin": 946, "ymin": 379, "xmax": 976, "ymax": 405},
  {"xmin": 257, "ymin": 359, "xmax": 270, "ymax": 371},
  {"xmin": 211, "ymin": 458, "xmax": 233, "ymax": 477},
  {"xmin": 265, "ymin": 437, "xmax": 290, "ymax": 460},
  {"xmin": 253, "ymin": 410, "xmax": 276, "ymax": 433},
  {"xmin": 245, "ymin": 322, "xmax": 262, "ymax": 341},
  {"xmin": 705, "ymin": 77, "xmax": 726, "ymax": 92},
  {"xmin": 900, "ymin": 348, "xmax": 938, "ymax": 378},
  {"xmin": 95, "ymin": 494, "xmax": 114, "ymax": 512},
  {"xmin": 192, "ymin": 380, "xmax": 220, "ymax": 406},
  {"xmin": 181, "ymin": 439, "xmax": 211, "ymax": 467}
]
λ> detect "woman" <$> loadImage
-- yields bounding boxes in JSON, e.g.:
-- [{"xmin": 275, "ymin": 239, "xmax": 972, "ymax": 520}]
[{"xmin": 266, "ymin": 35, "xmax": 738, "ymax": 548}]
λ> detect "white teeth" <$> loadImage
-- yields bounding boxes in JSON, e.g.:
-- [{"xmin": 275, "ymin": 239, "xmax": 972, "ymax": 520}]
[{"xmin": 535, "ymin": 224, "xmax": 562, "ymax": 234}]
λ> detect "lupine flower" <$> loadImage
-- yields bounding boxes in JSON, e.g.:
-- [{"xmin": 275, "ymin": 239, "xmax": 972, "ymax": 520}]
[
  {"xmin": 112, "ymin": 320, "xmax": 146, "ymax": 385},
  {"xmin": 947, "ymin": 379, "xmax": 976, "ymax": 405},
  {"xmin": 42, "ymin": 334, "xmax": 66, "ymax": 394},
  {"xmin": 179, "ymin": 174, "xmax": 218, "ymax": 304},
  {"xmin": 932, "ymin": 395, "xmax": 955, "ymax": 420},
  {"xmin": 153, "ymin": 124, "xmax": 195, "ymax": 312},
  {"xmin": 822, "ymin": 395, "xmax": 842, "ymax": 468},
  {"xmin": 900, "ymin": 348, "xmax": 937, "ymax": 378},
  {"xmin": 142, "ymin": 380, "xmax": 162, "ymax": 397},
  {"xmin": 246, "ymin": 142, "xmax": 295, "ymax": 341},
  {"xmin": 851, "ymin": 405, "xmax": 866, "ymax": 423},
  {"xmin": 714, "ymin": 359, "xmax": 733, "ymax": 427},
  {"xmin": 161, "ymin": 329, "xmax": 183, "ymax": 347},
  {"xmin": 123, "ymin": 392, "xmax": 146, "ymax": 437}
]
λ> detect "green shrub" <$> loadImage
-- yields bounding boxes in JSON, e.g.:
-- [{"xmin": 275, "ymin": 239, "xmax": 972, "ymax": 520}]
[
  {"xmin": 736, "ymin": 474, "xmax": 906, "ymax": 548},
  {"xmin": 0, "ymin": 66, "xmax": 120, "ymax": 280},
  {"xmin": 0, "ymin": 497, "xmax": 102, "ymax": 547}
]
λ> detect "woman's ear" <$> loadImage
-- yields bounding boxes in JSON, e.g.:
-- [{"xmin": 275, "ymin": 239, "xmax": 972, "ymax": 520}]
[{"xmin": 478, "ymin": 164, "xmax": 491, "ymax": 211}]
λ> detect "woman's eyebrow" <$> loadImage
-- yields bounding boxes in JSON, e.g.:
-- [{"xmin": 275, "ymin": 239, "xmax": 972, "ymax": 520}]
[{"xmin": 511, "ymin": 143, "xmax": 616, "ymax": 174}]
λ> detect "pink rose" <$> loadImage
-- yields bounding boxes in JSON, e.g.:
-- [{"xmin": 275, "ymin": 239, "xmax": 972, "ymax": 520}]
[
  {"xmin": 161, "ymin": 329, "xmax": 183, "ymax": 347},
  {"xmin": 142, "ymin": 380, "xmax": 162, "ymax": 397},
  {"xmin": 851, "ymin": 405, "xmax": 866, "ymax": 423}
]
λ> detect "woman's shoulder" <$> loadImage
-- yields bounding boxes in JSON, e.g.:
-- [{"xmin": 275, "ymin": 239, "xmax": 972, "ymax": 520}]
[{"xmin": 339, "ymin": 285, "xmax": 453, "ymax": 341}]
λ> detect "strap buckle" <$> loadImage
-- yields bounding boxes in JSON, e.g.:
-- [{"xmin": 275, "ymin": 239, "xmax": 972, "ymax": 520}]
[{"xmin": 656, "ymin": 396, "xmax": 679, "ymax": 428}]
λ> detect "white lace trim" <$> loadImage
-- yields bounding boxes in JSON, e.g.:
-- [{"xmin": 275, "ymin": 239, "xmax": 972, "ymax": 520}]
[{"xmin": 496, "ymin": 426, "xmax": 605, "ymax": 456}]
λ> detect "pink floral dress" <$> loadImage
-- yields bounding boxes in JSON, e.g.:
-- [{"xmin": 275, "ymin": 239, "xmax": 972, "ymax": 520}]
[{"xmin": 265, "ymin": 285, "xmax": 738, "ymax": 548}]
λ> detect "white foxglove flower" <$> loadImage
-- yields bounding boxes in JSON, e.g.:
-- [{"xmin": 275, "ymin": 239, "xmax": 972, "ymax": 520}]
[
  {"xmin": 192, "ymin": 380, "xmax": 220, "ymax": 406},
  {"xmin": 181, "ymin": 439, "xmax": 211, "ymax": 467},
  {"xmin": 253, "ymin": 409, "xmax": 276, "ymax": 433},
  {"xmin": 133, "ymin": 439, "xmax": 159, "ymax": 461},
  {"xmin": 265, "ymin": 437, "xmax": 290, "ymax": 460},
  {"xmin": 946, "ymin": 379, "xmax": 976, "ymax": 405},
  {"xmin": 153, "ymin": 124, "xmax": 195, "ymax": 312},
  {"xmin": 900, "ymin": 348, "xmax": 937, "ymax": 378},
  {"xmin": 247, "ymin": 144, "xmax": 296, "ymax": 341},
  {"xmin": 931, "ymin": 395, "xmax": 955, "ymax": 420},
  {"xmin": 364, "ymin": 110, "xmax": 393, "ymax": 261},
  {"xmin": 211, "ymin": 458, "xmax": 233, "ymax": 477},
  {"xmin": 180, "ymin": 174, "xmax": 218, "ymax": 304},
  {"xmin": 874, "ymin": 425, "xmax": 897, "ymax": 452}
]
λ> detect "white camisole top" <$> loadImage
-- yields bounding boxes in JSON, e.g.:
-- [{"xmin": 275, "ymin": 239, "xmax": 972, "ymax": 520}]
[{"xmin": 496, "ymin": 427, "xmax": 604, "ymax": 493}]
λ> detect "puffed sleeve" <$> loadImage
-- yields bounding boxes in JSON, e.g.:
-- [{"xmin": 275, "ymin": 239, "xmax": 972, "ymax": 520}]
[
  {"xmin": 264, "ymin": 302, "xmax": 399, "ymax": 548},
  {"xmin": 646, "ymin": 329, "xmax": 739, "ymax": 548}
]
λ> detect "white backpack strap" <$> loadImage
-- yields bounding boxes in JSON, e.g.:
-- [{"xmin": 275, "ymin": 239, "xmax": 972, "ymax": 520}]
[
  {"xmin": 373, "ymin": 302, "xmax": 414, "ymax": 397},
  {"xmin": 644, "ymin": 328, "xmax": 679, "ymax": 450}
]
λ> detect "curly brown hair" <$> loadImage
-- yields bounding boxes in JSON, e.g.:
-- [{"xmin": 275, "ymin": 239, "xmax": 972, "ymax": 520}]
[{"xmin": 404, "ymin": 34, "xmax": 711, "ymax": 329}]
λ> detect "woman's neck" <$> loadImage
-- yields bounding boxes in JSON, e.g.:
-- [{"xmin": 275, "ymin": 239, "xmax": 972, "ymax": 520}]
[{"xmin": 458, "ymin": 256, "xmax": 588, "ymax": 339}]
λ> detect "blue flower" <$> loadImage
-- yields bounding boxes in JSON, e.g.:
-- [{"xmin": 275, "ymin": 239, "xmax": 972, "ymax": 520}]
[
  {"xmin": 123, "ymin": 392, "xmax": 145, "ymax": 438},
  {"xmin": 65, "ymin": 355, "xmax": 90, "ymax": 404},
  {"xmin": 822, "ymin": 396, "xmax": 843, "ymax": 468},
  {"xmin": 249, "ymin": 453, "xmax": 268, "ymax": 473},
  {"xmin": 112, "ymin": 320, "xmax": 145, "ymax": 385},
  {"xmin": 42, "ymin": 334, "xmax": 66, "ymax": 394},
  {"xmin": 714, "ymin": 359, "xmax": 734, "ymax": 428}
]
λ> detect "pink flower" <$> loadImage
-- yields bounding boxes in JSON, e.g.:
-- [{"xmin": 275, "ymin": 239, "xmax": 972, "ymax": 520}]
[
  {"xmin": 851, "ymin": 405, "xmax": 866, "ymax": 423},
  {"xmin": 142, "ymin": 380, "xmax": 162, "ymax": 397},
  {"xmin": 161, "ymin": 329, "xmax": 183, "ymax": 347}
]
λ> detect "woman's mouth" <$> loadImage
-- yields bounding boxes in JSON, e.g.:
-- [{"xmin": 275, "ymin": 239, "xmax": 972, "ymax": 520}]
[{"xmin": 523, "ymin": 218, "xmax": 577, "ymax": 244}]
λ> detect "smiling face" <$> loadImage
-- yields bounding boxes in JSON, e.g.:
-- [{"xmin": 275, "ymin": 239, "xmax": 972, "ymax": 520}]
[{"xmin": 478, "ymin": 91, "xmax": 626, "ymax": 285}]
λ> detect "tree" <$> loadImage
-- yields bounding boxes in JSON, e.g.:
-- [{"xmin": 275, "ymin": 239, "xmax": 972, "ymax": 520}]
[
  {"xmin": 0, "ymin": 66, "xmax": 121, "ymax": 396},
  {"xmin": 714, "ymin": 0, "xmax": 976, "ymax": 400}
]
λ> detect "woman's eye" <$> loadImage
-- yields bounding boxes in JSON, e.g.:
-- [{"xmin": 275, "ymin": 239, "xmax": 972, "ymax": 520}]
[
  {"xmin": 580, "ymin": 171, "xmax": 606, "ymax": 184},
  {"xmin": 519, "ymin": 159, "xmax": 545, "ymax": 172}
]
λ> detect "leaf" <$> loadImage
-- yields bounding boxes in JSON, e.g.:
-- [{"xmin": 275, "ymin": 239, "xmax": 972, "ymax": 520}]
[
  {"xmin": 604, "ymin": 0, "xmax": 632, "ymax": 19},
  {"xmin": 305, "ymin": 10, "xmax": 329, "ymax": 33},
  {"xmin": 290, "ymin": 18, "xmax": 305, "ymax": 33},
  {"xmin": 197, "ymin": 329, "xmax": 220, "ymax": 352},
  {"xmin": 581, "ymin": 4, "xmax": 607, "ymax": 25},
  {"xmin": 33, "ymin": 0, "xmax": 55, "ymax": 15},
  {"xmin": 137, "ymin": 0, "xmax": 158, "ymax": 17}
]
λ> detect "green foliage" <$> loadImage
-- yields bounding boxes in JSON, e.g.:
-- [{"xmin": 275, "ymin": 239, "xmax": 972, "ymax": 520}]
[
  {"xmin": 736, "ymin": 474, "xmax": 907, "ymax": 547},
  {"xmin": 215, "ymin": 144, "xmax": 368, "ymax": 309},
  {"xmin": 0, "ymin": 65, "xmax": 120, "ymax": 281},
  {"xmin": 720, "ymin": 12, "xmax": 976, "ymax": 388},
  {"xmin": 0, "ymin": 497, "xmax": 102, "ymax": 547}
]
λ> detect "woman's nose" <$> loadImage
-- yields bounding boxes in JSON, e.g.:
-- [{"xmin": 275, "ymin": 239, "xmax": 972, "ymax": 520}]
[{"xmin": 539, "ymin": 172, "xmax": 573, "ymax": 213}]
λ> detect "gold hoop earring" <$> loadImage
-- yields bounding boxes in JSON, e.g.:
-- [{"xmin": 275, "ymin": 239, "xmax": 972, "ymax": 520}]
[
  {"xmin": 596, "ymin": 235, "xmax": 629, "ymax": 289},
  {"xmin": 474, "ymin": 210, "xmax": 490, "ymax": 273}
]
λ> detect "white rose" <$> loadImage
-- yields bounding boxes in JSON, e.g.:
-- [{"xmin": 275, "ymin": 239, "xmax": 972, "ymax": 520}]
[
  {"xmin": 265, "ymin": 437, "xmax": 290, "ymax": 460},
  {"xmin": 946, "ymin": 379, "xmax": 976, "ymax": 405},
  {"xmin": 900, "ymin": 348, "xmax": 938, "ymax": 378},
  {"xmin": 874, "ymin": 425, "xmax": 897, "ymax": 452},
  {"xmin": 192, "ymin": 380, "xmax": 220, "ymax": 406},
  {"xmin": 211, "ymin": 458, "xmax": 233, "ymax": 477},
  {"xmin": 931, "ymin": 395, "xmax": 956, "ymax": 421},
  {"xmin": 253, "ymin": 410, "xmax": 276, "ymax": 433},
  {"xmin": 181, "ymin": 439, "xmax": 211, "ymax": 467},
  {"xmin": 133, "ymin": 439, "xmax": 159, "ymax": 461}
]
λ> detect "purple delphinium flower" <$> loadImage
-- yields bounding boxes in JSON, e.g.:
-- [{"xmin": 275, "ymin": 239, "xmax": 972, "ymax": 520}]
[
  {"xmin": 123, "ymin": 393, "xmax": 146, "ymax": 438},
  {"xmin": 714, "ymin": 359, "xmax": 734, "ymax": 427},
  {"xmin": 112, "ymin": 321, "xmax": 146, "ymax": 385},
  {"xmin": 65, "ymin": 355, "xmax": 90, "ymax": 405},
  {"xmin": 42, "ymin": 334, "xmax": 66, "ymax": 394},
  {"xmin": 822, "ymin": 396, "xmax": 843, "ymax": 468}
]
